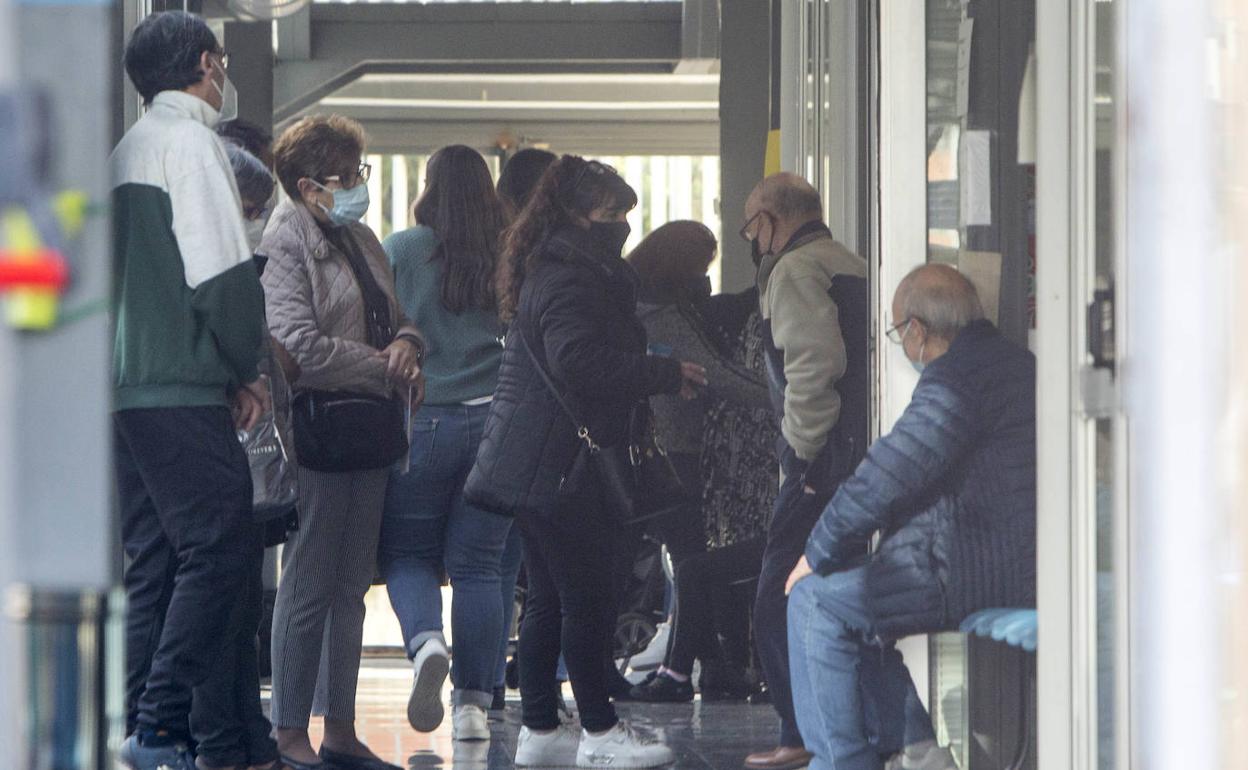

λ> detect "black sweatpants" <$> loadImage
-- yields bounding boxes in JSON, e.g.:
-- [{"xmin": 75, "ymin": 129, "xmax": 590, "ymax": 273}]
[
  {"xmin": 190, "ymin": 527, "xmax": 278, "ymax": 767},
  {"xmin": 667, "ymin": 537, "xmax": 766, "ymax": 676},
  {"xmin": 116, "ymin": 406, "xmax": 255, "ymax": 745}
]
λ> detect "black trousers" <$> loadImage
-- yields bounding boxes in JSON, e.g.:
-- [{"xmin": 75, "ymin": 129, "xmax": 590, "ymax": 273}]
[
  {"xmin": 667, "ymin": 537, "xmax": 766, "ymax": 676},
  {"xmin": 190, "ymin": 529, "xmax": 278, "ymax": 767},
  {"xmin": 116, "ymin": 406, "xmax": 256, "ymax": 744},
  {"xmin": 753, "ymin": 443, "xmax": 832, "ymax": 749},
  {"xmin": 517, "ymin": 486, "xmax": 622, "ymax": 733},
  {"xmin": 645, "ymin": 452, "xmax": 709, "ymax": 567}
]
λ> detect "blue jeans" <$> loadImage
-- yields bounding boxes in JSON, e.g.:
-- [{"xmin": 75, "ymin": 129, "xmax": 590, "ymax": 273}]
[
  {"xmin": 379, "ymin": 403, "xmax": 513, "ymax": 707},
  {"xmin": 494, "ymin": 525, "xmax": 524, "ymax": 690},
  {"xmin": 787, "ymin": 565, "xmax": 935, "ymax": 770}
]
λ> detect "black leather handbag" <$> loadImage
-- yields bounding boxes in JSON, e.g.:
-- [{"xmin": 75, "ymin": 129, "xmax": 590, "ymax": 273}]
[
  {"xmin": 291, "ymin": 390, "xmax": 408, "ymax": 473},
  {"xmin": 520, "ymin": 332, "xmax": 693, "ymax": 526}
]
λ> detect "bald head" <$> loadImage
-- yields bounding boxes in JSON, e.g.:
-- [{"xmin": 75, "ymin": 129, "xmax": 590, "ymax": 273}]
[
  {"xmin": 743, "ymin": 173, "xmax": 825, "ymax": 261},
  {"xmin": 893, "ymin": 264, "xmax": 984, "ymax": 341},
  {"xmin": 747, "ymin": 173, "xmax": 823, "ymax": 223}
]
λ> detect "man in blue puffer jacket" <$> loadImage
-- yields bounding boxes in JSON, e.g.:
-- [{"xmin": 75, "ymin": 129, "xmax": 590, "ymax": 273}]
[{"xmin": 785, "ymin": 264, "xmax": 1036, "ymax": 770}]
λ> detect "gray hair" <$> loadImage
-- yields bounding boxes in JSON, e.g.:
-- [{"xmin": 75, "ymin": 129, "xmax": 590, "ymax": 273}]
[
  {"xmin": 224, "ymin": 142, "xmax": 275, "ymax": 209},
  {"xmin": 896, "ymin": 264, "xmax": 985, "ymax": 339},
  {"xmin": 756, "ymin": 173, "xmax": 823, "ymax": 220}
]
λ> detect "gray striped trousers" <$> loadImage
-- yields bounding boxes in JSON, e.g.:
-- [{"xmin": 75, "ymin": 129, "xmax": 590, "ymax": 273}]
[{"xmin": 269, "ymin": 466, "xmax": 389, "ymax": 728}]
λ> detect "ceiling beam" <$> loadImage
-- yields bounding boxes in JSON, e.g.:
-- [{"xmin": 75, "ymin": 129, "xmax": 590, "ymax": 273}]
[{"xmin": 273, "ymin": 2, "xmax": 683, "ymax": 122}]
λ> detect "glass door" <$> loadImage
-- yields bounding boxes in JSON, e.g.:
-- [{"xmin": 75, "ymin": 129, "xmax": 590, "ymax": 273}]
[{"xmin": 921, "ymin": 1, "xmax": 1038, "ymax": 766}]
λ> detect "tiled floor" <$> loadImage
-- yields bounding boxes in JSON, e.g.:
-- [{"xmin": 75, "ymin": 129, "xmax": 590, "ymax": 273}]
[{"xmin": 294, "ymin": 659, "xmax": 781, "ymax": 770}]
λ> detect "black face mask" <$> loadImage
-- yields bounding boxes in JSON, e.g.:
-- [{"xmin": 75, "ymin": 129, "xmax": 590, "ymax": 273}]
[
  {"xmin": 588, "ymin": 220, "xmax": 632, "ymax": 257},
  {"xmin": 750, "ymin": 238, "xmax": 763, "ymax": 267}
]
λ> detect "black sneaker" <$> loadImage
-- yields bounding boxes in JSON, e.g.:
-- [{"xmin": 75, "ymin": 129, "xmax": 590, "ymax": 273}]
[
  {"xmin": 698, "ymin": 668, "xmax": 754, "ymax": 701},
  {"xmin": 628, "ymin": 672, "xmax": 694, "ymax": 703}
]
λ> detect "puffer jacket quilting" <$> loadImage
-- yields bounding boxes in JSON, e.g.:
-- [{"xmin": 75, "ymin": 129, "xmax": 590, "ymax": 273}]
[
  {"xmin": 260, "ymin": 198, "xmax": 420, "ymax": 399},
  {"xmin": 803, "ymin": 320, "xmax": 1036, "ymax": 639},
  {"xmin": 465, "ymin": 227, "xmax": 684, "ymax": 518}
]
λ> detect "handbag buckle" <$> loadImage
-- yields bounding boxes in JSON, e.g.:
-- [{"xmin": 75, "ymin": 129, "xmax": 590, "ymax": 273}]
[
  {"xmin": 578, "ymin": 426, "xmax": 601, "ymax": 453},
  {"xmin": 629, "ymin": 444, "xmax": 642, "ymax": 467}
]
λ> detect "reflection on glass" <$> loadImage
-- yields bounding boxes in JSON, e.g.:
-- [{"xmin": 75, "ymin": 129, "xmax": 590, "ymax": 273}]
[
  {"xmin": 1093, "ymin": 2, "xmax": 1118, "ymax": 768},
  {"xmin": 926, "ymin": 0, "xmax": 962, "ymax": 260}
]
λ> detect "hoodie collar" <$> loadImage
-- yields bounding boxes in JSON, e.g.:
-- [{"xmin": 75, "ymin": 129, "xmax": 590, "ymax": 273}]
[{"xmin": 150, "ymin": 90, "xmax": 222, "ymax": 129}]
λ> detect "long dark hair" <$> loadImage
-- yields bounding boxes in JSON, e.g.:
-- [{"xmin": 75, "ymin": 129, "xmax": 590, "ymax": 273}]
[
  {"xmin": 496, "ymin": 155, "xmax": 638, "ymax": 321},
  {"xmin": 497, "ymin": 148, "xmax": 557, "ymax": 219},
  {"xmin": 413, "ymin": 145, "xmax": 507, "ymax": 314}
]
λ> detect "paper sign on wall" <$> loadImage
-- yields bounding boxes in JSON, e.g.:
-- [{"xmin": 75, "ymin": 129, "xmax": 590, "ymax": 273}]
[
  {"xmin": 957, "ymin": 250, "xmax": 1002, "ymax": 325},
  {"xmin": 959, "ymin": 130, "xmax": 992, "ymax": 227}
]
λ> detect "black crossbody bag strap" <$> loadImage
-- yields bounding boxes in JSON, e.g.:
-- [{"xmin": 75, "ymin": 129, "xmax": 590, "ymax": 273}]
[{"xmin": 516, "ymin": 331, "xmax": 600, "ymax": 453}]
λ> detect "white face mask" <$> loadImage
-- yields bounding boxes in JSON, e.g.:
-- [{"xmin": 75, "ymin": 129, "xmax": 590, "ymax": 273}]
[
  {"xmin": 244, "ymin": 217, "xmax": 267, "ymax": 253},
  {"xmin": 210, "ymin": 59, "xmax": 238, "ymax": 124}
]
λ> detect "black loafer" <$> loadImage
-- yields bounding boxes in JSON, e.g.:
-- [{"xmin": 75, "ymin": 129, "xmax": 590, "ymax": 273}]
[
  {"xmin": 318, "ymin": 748, "xmax": 402, "ymax": 770},
  {"xmin": 279, "ymin": 755, "xmax": 326, "ymax": 770}
]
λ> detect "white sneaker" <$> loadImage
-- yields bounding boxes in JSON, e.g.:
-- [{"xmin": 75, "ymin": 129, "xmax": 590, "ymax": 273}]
[
  {"xmin": 884, "ymin": 742, "xmax": 958, "ymax": 770},
  {"xmin": 515, "ymin": 725, "xmax": 582, "ymax": 767},
  {"xmin": 626, "ymin": 621, "xmax": 670, "ymax": 671},
  {"xmin": 576, "ymin": 722, "xmax": 674, "ymax": 768},
  {"xmin": 452, "ymin": 704, "xmax": 491, "ymax": 741},
  {"xmin": 407, "ymin": 636, "xmax": 450, "ymax": 732}
]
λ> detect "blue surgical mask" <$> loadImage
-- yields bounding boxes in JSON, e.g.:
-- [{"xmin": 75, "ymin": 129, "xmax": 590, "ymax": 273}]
[
  {"xmin": 911, "ymin": 342, "xmax": 927, "ymax": 375},
  {"xmin": 901, "ymin": 320, "xmax": 927, "ymax": 374},
  {"xmin": 312, "ymin": 179, "xmax": 370, "ymax": 226}
]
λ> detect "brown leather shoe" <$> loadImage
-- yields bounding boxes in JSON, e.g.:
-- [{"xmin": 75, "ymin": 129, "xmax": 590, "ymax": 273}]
[{"xmin": 744, "ymin": 746, "xmax": 814, "ymax": 770}]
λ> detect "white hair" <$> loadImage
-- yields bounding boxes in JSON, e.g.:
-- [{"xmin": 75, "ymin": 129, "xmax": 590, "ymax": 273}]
[{"xmin": 897, "ymin": 265, "xmax": 985, "ymax": 339}]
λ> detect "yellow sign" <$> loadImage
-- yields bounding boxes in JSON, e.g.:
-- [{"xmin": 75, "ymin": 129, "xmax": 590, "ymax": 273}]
[{"xmin": 764, "ymin": 129, "xmax": 782, "ymax": 177}]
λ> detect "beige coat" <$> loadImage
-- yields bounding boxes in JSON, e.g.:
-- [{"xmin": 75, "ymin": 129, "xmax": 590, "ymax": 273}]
[
  {"xmin": 260, "ymin": 198, "xmax": 420, "ymax": 399},
  {"xmin": 756, "ymin": 231, "xmax": 868, "ymax": 461}
]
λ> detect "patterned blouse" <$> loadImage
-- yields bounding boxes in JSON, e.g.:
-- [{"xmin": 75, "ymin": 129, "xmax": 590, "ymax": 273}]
[{"xmin": 699, "ymin": 303, "xmax": 780, "ymax": 549}]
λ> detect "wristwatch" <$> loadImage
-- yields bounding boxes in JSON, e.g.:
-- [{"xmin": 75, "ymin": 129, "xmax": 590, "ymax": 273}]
[{"xmin": 396, "ymin": 333, "xmax": 425, "ymax": 366}]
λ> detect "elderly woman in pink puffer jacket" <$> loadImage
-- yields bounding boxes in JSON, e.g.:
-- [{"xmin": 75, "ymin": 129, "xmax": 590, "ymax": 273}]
[{"xmin": 260, "ymin": 114, "xmax": 423, "ymax": 770}]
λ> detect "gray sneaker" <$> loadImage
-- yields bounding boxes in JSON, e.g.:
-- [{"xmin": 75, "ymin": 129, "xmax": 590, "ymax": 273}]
[{"xmin": 117, "ymin": 733, "xmax": 194, "ymax": 770}]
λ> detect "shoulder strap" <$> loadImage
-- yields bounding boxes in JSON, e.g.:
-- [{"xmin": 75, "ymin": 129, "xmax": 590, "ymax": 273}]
[
  {"xmin": 327, "ymin": 227, "xmax": 395, "ymax": 349},
  {"xmin": 516, "ymin": 330, "xmax": 600, "ymax": 452}
]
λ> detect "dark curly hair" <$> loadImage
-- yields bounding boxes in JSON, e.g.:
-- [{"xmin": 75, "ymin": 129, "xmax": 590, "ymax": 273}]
[
  {"xmin": 123, "ymin": 11, "xmax": 219, "ymax": 105},
  {"xmin": 496, "ymin": 155, "xmax": 637, "ymax": 321},
  {"xmin": 413, "ymin": 145, "xmax": 507, "ymax": 314}
]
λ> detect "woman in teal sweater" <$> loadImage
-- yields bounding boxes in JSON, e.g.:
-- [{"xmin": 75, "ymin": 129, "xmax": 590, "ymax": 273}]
[{"xmin": 378, "ymin": 145, "xmax": 510, "ymax": 742}]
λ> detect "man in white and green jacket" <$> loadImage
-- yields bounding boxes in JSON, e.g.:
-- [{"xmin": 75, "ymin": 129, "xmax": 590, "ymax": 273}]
[{"xmin": 110, "ymin": 11, "xmax": 272, "ymax": 770}]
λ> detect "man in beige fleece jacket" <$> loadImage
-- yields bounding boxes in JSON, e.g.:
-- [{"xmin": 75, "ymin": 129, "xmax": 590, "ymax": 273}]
[{"xmin": 740, "ymin": 173, "xmax": 870, "ymax": 770}]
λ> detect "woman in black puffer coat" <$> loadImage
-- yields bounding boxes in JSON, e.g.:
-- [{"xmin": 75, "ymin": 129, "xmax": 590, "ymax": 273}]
[{"xmin": 465, "ymin": 156, "xmax": 705, "ymax": 768}]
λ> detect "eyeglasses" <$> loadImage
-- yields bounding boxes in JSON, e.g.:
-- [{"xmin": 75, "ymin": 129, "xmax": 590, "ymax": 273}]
[
  {"xmin": 884, "ymin": 316, "xmax": 919, "ymax": 344},
  {"xmin": 323, "ymin": 161, "xmax": 372, "ymax": 189},
  {"xmin": 243, "ymin": 202, "xmax": 270, "ymax": 222},
  {"xmin": 212, "ymin": 49, "xmax": 230, "ymax": 70},
  {"xmin": 738, "ymin": 210, "xmax": 773, "ymax": 243}
]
